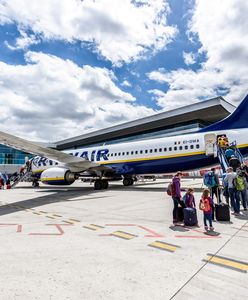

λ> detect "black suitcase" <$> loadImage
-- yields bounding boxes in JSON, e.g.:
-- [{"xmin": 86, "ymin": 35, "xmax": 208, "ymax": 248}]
[
  {"xmin": 215, "ymin": 203, "xmax": 230, "ymax": 221},
  {"xmin": 183, "ymin": 208, "xmax": 197, "ymax": 226},
  {"xmin": 177, "ymin": 206, "xmax": 184, "ymax": 222}
]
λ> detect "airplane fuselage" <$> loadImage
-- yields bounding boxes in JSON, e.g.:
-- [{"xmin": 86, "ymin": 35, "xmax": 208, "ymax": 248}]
[{"xmin": 31, "ymin": 128, "xmax": 248, "ymax": 177}]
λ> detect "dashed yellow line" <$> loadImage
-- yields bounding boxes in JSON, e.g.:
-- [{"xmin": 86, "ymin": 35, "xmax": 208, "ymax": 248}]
[
  {"xmin": 83, "ymin": 224, "xmax": 104, "ymax": 231},
  {"xmin": 111, "ymin": 231, "xmax": 137, "ymax": 240},
  {"xmin": 69, "ymin": 218, "xmax": 81, "ymax": 223},
  {"xmin": 52, "ymin": 214, "xmax": 62, "ymax": 217},
  {"xmin": 33, "ymin": 212, "xmax": 42, "ymax": 215},
  {"xmin": 204, "ymin": 254, "xmax": 248, "ymax": 273},
  {"xmin": 148, "ymin": 241, "xmax": 180, "ymax": 252},
  {"xmin": 46, "ymin": 216, "xmax": 56, "ymax": 219},
  {"xmin": 62, "ymin": 220, "xmax": 75, "ymax": 224}
]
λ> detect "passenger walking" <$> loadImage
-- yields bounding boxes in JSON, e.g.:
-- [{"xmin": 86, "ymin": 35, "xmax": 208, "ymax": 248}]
[
  {"xmin": 224, "ymin": 147, "xmax": 235, "ymax": 162},
  {"xmin": 239, "ymin": 163, "xmax": 248, "ymax": 183},
  {"xmin": 0, "ymin": 177, "xmax": 5, "ymax": 189},
  {"xmin": 171, "ymin": 171, "xmax": 184, "ymax": 224},
  {"xmin": 225, "ymin": 167, "xmax": 240, "ymax": 215},
  {"xmin": 222, "ymin": 173, "xmax": 230, "ymax": 205},
  {"xmin": 235, "ymin": 170, "xmax": 247, "ymax": 211},
  {"xmin": 199, "ymin": 189, "xmax": 214, "ymax": 231},
  {"xmin": 204, "ymin": 168, "xmax": 221, "ymax": 203},
  {"xmin": 183, "ymin": 188, "xmax": 196, "ymax": 208},
  {"xmin": 229, "ymin": 155, "xmax": 241, "ymax": 172}
]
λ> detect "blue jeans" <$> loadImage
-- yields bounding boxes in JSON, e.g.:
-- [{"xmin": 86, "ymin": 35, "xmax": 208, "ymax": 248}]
[
  {"xmin": 228, "ymin": 188, "xmax": 240, "ymax": 213},
  {"xmin": 204, "ymin": 213, "xmax": 213, "ymax": 227},
  {"xmin": 236, "ymin": 190, "xmax": 247, "ymax": 209}
]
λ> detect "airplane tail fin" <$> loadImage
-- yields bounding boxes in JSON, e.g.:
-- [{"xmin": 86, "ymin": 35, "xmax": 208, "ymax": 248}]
[{"xmin": 199, "ymin": 94, "xmax": 248, "ymax": 132}]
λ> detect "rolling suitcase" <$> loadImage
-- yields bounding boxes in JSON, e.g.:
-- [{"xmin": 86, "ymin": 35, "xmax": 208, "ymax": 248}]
[
  {"xmin": 215, "ymin": 203, "xmax": 230, "ymax": 221},
  {"xmin": 177, "ymin": 206, "xmax": 184, "ymax": 222},
  {"xmin": 183, "ymin": 208, "xmax": 197, "ymax": 226}
]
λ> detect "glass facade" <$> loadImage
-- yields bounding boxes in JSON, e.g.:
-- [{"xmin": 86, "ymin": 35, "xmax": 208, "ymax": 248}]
[{"xmin": 0, "ymin": 145, "xmax": 32, "ymax": 165}]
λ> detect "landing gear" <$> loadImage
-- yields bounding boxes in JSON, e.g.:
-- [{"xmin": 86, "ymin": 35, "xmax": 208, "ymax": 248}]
[
  {"xmin": 123, "ymin": 178, "xmax": 134, "ymax": 186},
  {"xmin": 94, "ymin": 179, "xmax": 109, "ymax": 190},
  {"xmin": 32, "ymin": 180, "xmax": 39, "ymax": 187}
]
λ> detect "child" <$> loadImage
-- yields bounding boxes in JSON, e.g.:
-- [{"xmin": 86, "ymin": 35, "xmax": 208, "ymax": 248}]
[
  {"xmin": 199, "ymin": 189, "xmax": 214, "ymax": 231},
  {"xmin": 183, "ymin": 188, "xmax": 196, "ymax": 208}
]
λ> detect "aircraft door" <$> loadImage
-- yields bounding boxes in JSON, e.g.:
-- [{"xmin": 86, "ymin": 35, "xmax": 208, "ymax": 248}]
[{"xmin": 204, "ymin": 134, "xmax": 217, "ymax": 157}]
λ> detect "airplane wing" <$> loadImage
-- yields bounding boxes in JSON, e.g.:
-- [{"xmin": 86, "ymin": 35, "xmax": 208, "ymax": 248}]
[{"xmin": 0, "ymin": 130, "xmax": 99, "ymax": 171}]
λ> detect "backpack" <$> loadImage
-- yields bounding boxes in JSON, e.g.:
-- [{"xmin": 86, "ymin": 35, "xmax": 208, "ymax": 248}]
[
  {"xmin": 235, "ymin": 176, "xmax": 244, "ymax": 190},
  {"xmin": 167, "ymin": 182, "xmax": 174, "ymax": 196},
  {"xmin": 203, "ymin": 172, "xmax": 216, "ymax": 187},
  {"xmin": 199, "ymin": 198, "xmax": 211, "ymax": 212}
]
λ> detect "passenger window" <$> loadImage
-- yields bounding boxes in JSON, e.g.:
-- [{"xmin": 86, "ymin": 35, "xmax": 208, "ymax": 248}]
[
  {"xmin": 174, "ymin": 147, "xmax": 177, "ymax": 151},
  {"xmin": 185, "ymin": 146, "xmax": 188, "ymax": 150},
  {"xmin": 135, "ymin": 151, "xmax": 138, "ymax": 155},
  {"xmin": 114, "ymin": 153, "xmax": 117, "ymax": 156},
  {"xmin": 164, "ymin": 148, "xmax": 167, "ymax": 152},
  {"xmin": 126, "ymin": 152, "xmax": 129, "ymax": 155},
  {"xmin": 140, "ymin": 150, "xmax": 143, "ymax": 154},
  {"xmin": 118, "ymin": 152, "xmax": 121, "ymax": 156},
  {"xmin": 159, "ymin": 148, "xmax": 162, "ymax": 152},
  {"xmin": 196, "ymin": 144, "xmax": 200, "ymax": 149},
  {"xmin": 169, "ymin": 147, "xmax": 172, "ymax": 151},
  {"xmin": 122, "ymin": 152, "xmax": 125, "ymax": 156},
  {"xmin": 179, "ymin": 146, "xmax": 183, "ymax": 150},
  {"xmin": 154, "ymin": 149, "xmax": 157, "ymax": 153},
  {"xmin": 131, "ymin": 151, "xmax": 134, "ymax": 155},
  {"xmin": 190, "ymin": 145, "xmax": 194, "ymax": 149},
  {"xmin": 150, "ymin": 149, "xmax": 153, "ymax": 153},
  {"xmin": 145, "ymin": 150, "xmax": 148, "ymax": 154}
]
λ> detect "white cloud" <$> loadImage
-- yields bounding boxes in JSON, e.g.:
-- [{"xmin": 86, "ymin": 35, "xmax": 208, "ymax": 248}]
[
  {"xmin": 121, "ymin": 80, "xmax": 132, "ymax": 87},
  {"xmin": 0, "ymin": 51, "xmax": 155, "ymax": 141},
  {"xmin": 5, "ymin": 29, "xmax": 40, "ymax": 50},
  {"xmin": 0, "ymin": 0, "xmax": 177, "ymax": 65},
  {"xmin": 183, "ymin": 51, "xmax": 196, "ymax": 65},
  {"xmin": 148, "ymin": 0, "xmax": 248, "ymax": 109}
]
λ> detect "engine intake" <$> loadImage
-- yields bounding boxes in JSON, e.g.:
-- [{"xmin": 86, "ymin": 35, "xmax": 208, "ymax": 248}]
[{"xmin": 40, "ymin": 167, "xmax": 75, "ymax": 185}]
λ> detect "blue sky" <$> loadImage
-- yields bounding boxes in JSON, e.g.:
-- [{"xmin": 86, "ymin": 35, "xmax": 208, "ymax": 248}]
[{"xmin": 0, "ymin": 0, "xmax": 247, "ymax": 141}]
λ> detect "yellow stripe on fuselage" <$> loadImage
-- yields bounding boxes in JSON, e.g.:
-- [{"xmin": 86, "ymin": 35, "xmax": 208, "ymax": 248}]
[
  {"xmin": 100, "ymin": 150, "xmax": 205, "ymax": 165},
  {"xmin": 41, "ymin": 177, "xmax": 65, "ymax": 181}
]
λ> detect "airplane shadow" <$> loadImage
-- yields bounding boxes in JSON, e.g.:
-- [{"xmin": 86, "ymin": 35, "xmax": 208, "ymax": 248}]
[{"xmin": 0, "ymin": 186, "xmax": 109, "ymax": 217}]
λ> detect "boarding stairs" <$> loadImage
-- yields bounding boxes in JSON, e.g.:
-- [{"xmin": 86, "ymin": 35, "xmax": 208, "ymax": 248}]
[
  {"xmin": 217, "ymin": 141, "xmax": 244, "ymax": 173},
  {"xmin": 9, "ymin": 171, "xmax": 32, "ymax": 189}
]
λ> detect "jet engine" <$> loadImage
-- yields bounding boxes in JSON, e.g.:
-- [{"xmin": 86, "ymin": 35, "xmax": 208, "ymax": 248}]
[{"xmin": 40, "ymin": 167, "xmax": 76, "ymax": 185}]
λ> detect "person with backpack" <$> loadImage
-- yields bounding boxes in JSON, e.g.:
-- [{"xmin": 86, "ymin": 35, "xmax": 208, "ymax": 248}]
[
  {"xmin": 203, "ymin": 168, "xmax": 221, "ymax": 204},
  {"xmin": 229, "ymin": 155, "xmax": 241, "ymax": 172},
  {"xmin": 224, "ymin": 167, "xmax": 239, "ymax": 215},
  {"xmin": 170, "ymin": 171, "xmax": 184, "ymax": 224},
  {"xmin": 235, "ymin": 170, "xmax": 247, "ymax": 211},
  {"xmin": 199, "ymin": 189, "xmax": 214, "ymax": 232},
  {"xmin": 183, "ymin": 188, "xmax": 196, "ymax": 208}
]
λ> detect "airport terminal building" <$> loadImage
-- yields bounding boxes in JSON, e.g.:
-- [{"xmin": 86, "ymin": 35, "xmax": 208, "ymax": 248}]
[{"xmin": 0, "ymin": 96, "xmax": 235, "ymax": 173}]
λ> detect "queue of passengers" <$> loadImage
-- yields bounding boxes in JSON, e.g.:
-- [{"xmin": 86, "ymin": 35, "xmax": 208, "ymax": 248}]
[{"xmin": 169, "ymin": 164, "xmax": 248, "ymax": 232}]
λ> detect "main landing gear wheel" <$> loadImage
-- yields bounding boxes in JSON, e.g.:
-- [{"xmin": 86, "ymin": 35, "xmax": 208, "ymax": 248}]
[
  {"xmin": 94, "ymin": 179, "xmax": 109, "ymax": 190},
  {"xmin": 123, "ymin": 178, "xmax": 134, "ymax": 186},
  {"xmin": 32, "ymin": 180, "xmax": 39, "ymax": 187}
]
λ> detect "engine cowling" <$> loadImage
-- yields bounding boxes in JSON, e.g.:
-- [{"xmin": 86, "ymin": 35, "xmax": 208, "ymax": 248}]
[{"xmin": 40, "ymin": 167, "xmax": 76, "ymax": 185}]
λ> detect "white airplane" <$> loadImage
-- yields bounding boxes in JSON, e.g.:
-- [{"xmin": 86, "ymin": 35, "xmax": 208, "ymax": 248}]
[{"xmin": 0, "ymin": 94, "xmax": 247, "ymax": 190}]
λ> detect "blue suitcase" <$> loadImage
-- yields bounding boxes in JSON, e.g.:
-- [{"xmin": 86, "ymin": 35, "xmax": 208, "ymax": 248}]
[{"xmin": 183, "ymin": 208, "xmax": 197, "ymax": 226}]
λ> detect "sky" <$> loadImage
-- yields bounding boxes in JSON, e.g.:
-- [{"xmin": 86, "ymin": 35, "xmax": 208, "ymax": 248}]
[{"xmin": 0, "ymin": 0, "xmax": 247, "ymax": 142}]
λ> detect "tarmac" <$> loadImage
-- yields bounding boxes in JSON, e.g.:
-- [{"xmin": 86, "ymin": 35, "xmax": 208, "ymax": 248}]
[{"xmin": 0, "ymin": 178, "xmax": 247, "ymax": 300}]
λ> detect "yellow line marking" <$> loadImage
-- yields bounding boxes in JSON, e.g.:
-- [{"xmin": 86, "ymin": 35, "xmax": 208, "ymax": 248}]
[
  {"xmin": 52, "ymin": 214, "xmax": 62, "ymax": 217},
  {"xmin": 25, "ymin": 209, "xmax": 33, "ymax": 212},
  {"xmin": 69, "ymin": 219, "xmax": 81, "ymax": 223},
  {"xmin": 46, "ymin": 216, "xmax": 56, "ymax": 219},
  {"xmin": 204, "ymin": 254, "xmax": 248, "ymax": 273},
  {"xmin": 148, "ymin": 241, "xmax": 180, "ymax": 252},
  {"xmin": 62, "ymin": 220, "xmax": 75, "ymax": 224},
  {"xmin": 83, "ymin": 224, "xmax": 104, "ymax": 230},
  {"xmin": 39, "ymin": 211, "xmax": 48, "ymax": 214},
  {"xmin": 33, "ymin": 212, "xmax": 41, "ymax": 215},
  {"xmin": 111, "ymin": 231, "xmax": 137, "ymax": 240}
]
